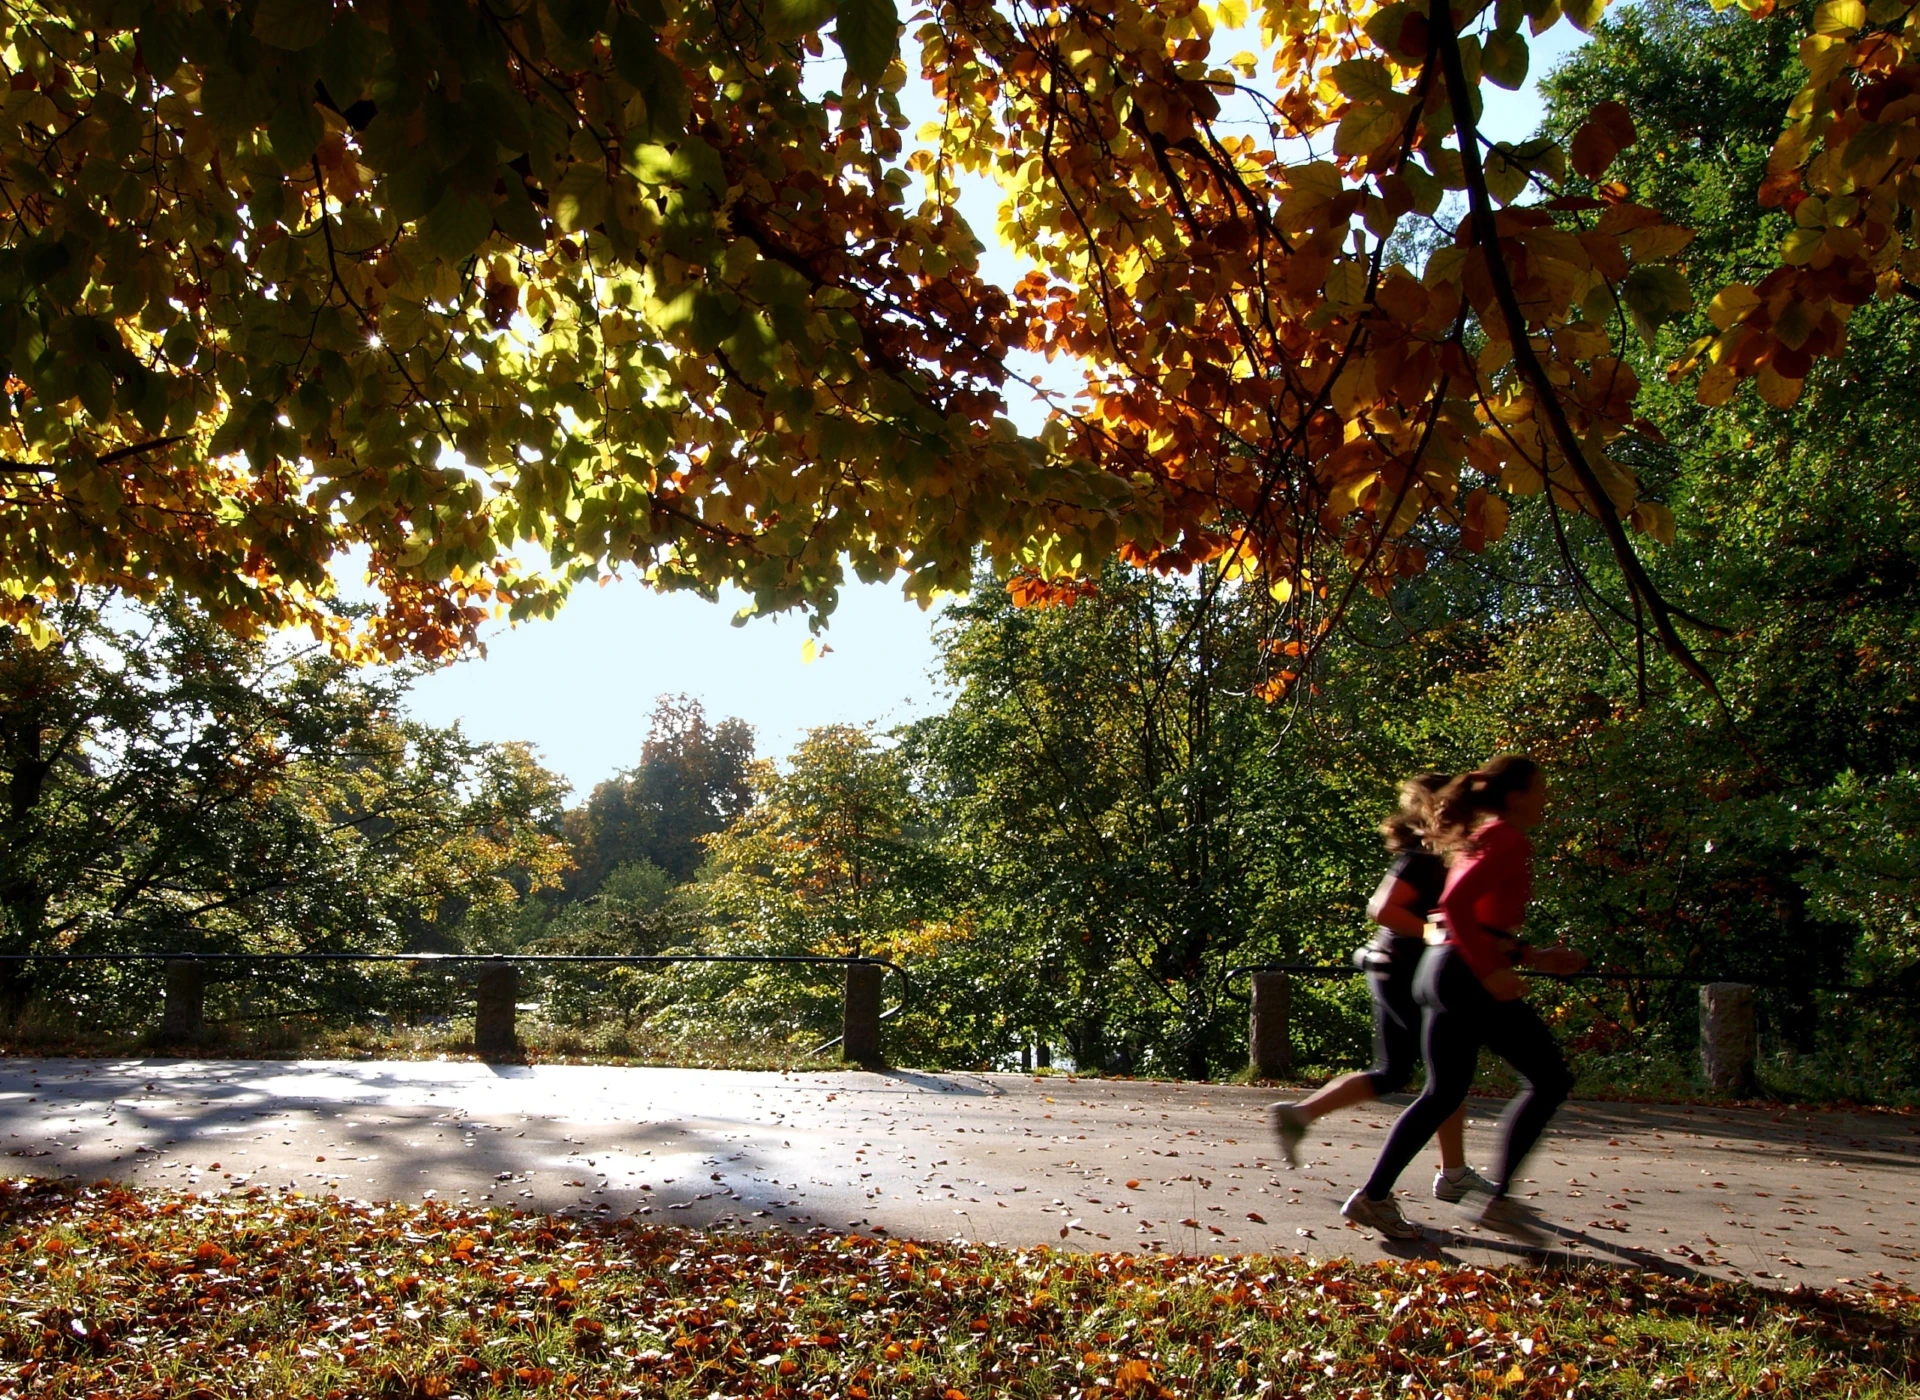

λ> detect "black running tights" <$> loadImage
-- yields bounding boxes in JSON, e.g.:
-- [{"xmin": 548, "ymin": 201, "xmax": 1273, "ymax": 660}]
[{"xmin": 1362, "ymin": 945, "xmax": 1573, "ymax": 1200}]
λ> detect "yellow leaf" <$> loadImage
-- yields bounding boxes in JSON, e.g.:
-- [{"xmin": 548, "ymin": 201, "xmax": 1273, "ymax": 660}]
[
  {"xmin": 1812, "ymin": 0, "xmax": 1864, "ymax": 33},
  {"xmin": 1798, "ymin": 34, "xmax": 1854, "ymax": 89},
  {"xmin": 1756, "ymin": 363, "xmax": 1805, "ymax": 408},
  {"xmin": 1334, "ymin": 102, "xmax": 1404, "ymax": 159},
  {"xmin": 1629, "ymin": 500, "xmax": 1676, "ymax": 545},
  {"xmin": 1695, "ymin": 361, "xmax": 1739, "ymax": 406},
  {"xmin": 1326, "ymin": 471, "xmax": 1377, "ymax": 516},
  {"xmin": 1704, "ymin": 285, "xmax": 1761, "ymax": 331}
]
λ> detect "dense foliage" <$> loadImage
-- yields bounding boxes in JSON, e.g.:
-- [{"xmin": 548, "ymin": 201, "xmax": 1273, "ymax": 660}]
[
  {"xmin": 602, "ymin": 0, "xmax": 1920, "ymax": 1094},
  {"xmin": 4, "ymin": 0, "xmax": 1838, "ymax": 682},
  {"xmin": 0, "ymin": 593, "xmax": 571, "ymax": 1035}
]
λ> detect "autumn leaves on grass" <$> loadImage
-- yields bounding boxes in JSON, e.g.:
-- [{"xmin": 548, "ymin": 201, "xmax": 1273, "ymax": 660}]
[{"xmin": 3, "ymin": 1177, "xmax": 1917, "ymax": 1397}]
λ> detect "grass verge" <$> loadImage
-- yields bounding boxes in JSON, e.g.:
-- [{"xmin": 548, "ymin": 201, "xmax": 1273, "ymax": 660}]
[{"xmin": 0, "ymin": 1177, "xmax": 1915, "ymax": 1398}]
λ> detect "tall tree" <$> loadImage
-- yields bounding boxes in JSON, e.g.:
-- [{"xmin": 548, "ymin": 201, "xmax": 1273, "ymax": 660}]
[
  {"xmin": 914, "ymin": 568, "xmax": 1292, "ymax": 1077},
  {"xmin": 700, "ymin": 724, "xmax": 919, "ymax": 958},
  {"xmin": 565, "ymin": 693, "xmax": 754, "ymax": 887}
]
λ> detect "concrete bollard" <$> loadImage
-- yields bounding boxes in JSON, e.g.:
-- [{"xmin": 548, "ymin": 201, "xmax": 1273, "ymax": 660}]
[
  {"xmin": 160, "ymin": 958, "xmax": 206, "ymax": 1043},
  {"xmin": 1699, "ymin": 982, "xmax": 1756, "ymax": 1094},
  {"xmin": 842, "ymin": 962, "xmax": 884, "ymax": 1066},
  {"xmin": 1249, "ymin": 971, "xmax": 1292, "ymax": 1080},
  {"xmin": 474, "ymin": 962, "xmax": 521, "ymax": 1061}
]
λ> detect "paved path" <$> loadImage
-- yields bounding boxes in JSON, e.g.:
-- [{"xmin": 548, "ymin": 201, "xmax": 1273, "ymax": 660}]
[{"xmin": 3, "ymin": 1058, "xmax": 1917, "ymax": 1289}]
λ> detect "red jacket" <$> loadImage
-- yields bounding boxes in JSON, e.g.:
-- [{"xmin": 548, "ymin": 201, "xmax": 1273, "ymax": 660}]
[{"xmin": 1439, "ymin": 818, "xmax": 1534, "ymax": 978}]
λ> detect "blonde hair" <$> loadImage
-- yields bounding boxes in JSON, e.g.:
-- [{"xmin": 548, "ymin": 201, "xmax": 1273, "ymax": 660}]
[{"xmin": 1380, "ymin": 772, "xmax": 1451, "ymax": 854}]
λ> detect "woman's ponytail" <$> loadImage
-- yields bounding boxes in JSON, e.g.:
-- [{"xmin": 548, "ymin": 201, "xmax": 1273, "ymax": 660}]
[
  {"xmin": 1432, "ymin": 755, "xmax": 1540, "ymax": 854},
  {"xmin": 1379, "ymin": 771, "xmax": 1453, "ymax": 853}
]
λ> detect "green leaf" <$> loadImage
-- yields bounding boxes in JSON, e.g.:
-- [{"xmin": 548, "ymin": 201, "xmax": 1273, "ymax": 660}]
[
  {"xmin": 1482, "ymin": 30, "xmax": 1530, "ymax": 90},
  {"xmin": 268, "ymin": 97, "xmax": 324, "ymax": 171},
  {"xmin": 77, "ymin": 360, "xmax": 113, "ymax": 422},
  {"xmin": 1333, "ymin": 102, "xmax": 1402, "ymax": 159},
  {"xmin": 1483, "ymin": 143, "xmax": 1531, "ymax": 205},
  {"xmin": 314, "ymin": 18, "xmax": 384, "ymax": 106},
  {"xmin": 835, "ymin": 0, "xmax": 899, "ymax": 84},
  {"xmin": 1563, "ymin": 0, "xmax": 1607, "ymax": 32},
  {"xmin": 552, "ymin": 162, "xmax": 609, "ymax": 234},
  {"xmin": 1331, "ymin": 59, "xmax": 1396, "ymax": 101},
  {"xmin": 750, "ymin": 258, "xmax": 812, "ymax": 309},
  {"xmin": 612, "ymin": 17, "xmax": 690, "ymax": 136},
  {"xmin": 623, "ymin": 136, "xmax": 726, "ymax": 197},
  {"xmin": 770, "ymin": 0, "xmax": 837, "ymax": 38},
  {"xmin": 493, "ymin": 177, "xmax": 548, "ymax": 249},
  {"xmin": 1361, "ymin": 3, "xmax": 1411, "ymax": 53},
  {"xmin": 1622, "ymin": 264, "xmax": 1693, "ymax": 344},
  {"xmin": 422, "ymin": 192, "xmax": 494, "ymax": 262},
  {"xmin": 199, "ymin": 62, "xmax": 278, "ymax": 131},
  {"xmin": 252, "ymin": 0, "xmax": 333, "ymax": 51},
  {"xmin": 1400, "ymin": 162, "xmax": 1442, "ymax": 214},
  {"xmin": 689, "ymin": 289, "xmax": 743, "ymax": 350}
]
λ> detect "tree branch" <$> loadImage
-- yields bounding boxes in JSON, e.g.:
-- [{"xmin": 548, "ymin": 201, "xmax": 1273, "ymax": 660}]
[{"xmin": 1431, "ymin": 0, "xmax": 1724, "ymax": 702}]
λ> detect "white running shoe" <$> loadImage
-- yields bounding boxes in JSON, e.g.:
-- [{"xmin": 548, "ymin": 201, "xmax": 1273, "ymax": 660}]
[
  {"xmin": 1477, "ymin": 1195, "xmax": 1549, "ymax": 1244},
  {"xmin": 1268, "ymin": 1103, "xmax": 1308, "ymax": 1169},
  {"xmin": 1341, "ymin": 1189, "xmax": 1420, "ymax": 1240},
  {"xmin": 1432, "ymin": 1166, "xmax": 1499, "ymax": 1203}
]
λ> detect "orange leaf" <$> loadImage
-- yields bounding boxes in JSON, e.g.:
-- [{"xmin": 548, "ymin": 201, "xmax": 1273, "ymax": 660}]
[{"xmin": 1570, "ymin": 101, "xmax": 1637, "ymax": 179}]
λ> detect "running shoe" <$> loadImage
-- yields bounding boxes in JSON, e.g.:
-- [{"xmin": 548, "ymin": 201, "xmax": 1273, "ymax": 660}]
[
  {"xmin": 1341, "ymin": 1189, "xmax": 1420, "ymax": 1240},
  {"xmin": 1267, "ymin": 1103, "xmax": 1308, "ymax": 1169},
  {"xmin": 1432, "ymin": 1166, "xmax": 1499, "ymax": 1203},
  {"xmin": 1476, "ymin": 1195, "xmax": 1549, "ymax": 1244}
]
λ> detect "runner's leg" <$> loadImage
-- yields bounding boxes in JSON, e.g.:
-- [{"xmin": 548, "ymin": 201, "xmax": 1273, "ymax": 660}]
[
  {"xmin": 1436, "ymin": 1104, "xmax": 1468, "ymax": 1172},
  {"xmin": 1272, "ymin": 968, "xmax": 1417, "ymax": 1121},
  {"xmin": 1478, "ymin": 998, "xmax": 1574, "ymax": 1196},
  {"xmin": 1359, "ymin": 948, "xmax": 1484, "ymax": 1200}
]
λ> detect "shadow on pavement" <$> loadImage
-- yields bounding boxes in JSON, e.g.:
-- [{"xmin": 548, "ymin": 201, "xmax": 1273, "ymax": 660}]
[{"xmin": 877, "ymin": 1069, "xmax": 1002, "ymax": 1097}]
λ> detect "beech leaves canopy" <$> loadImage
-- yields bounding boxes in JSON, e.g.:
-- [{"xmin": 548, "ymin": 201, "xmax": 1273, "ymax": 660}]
[{"xmin": 0, "ymin": 0, "xmax": 1903, "ymax": 668}]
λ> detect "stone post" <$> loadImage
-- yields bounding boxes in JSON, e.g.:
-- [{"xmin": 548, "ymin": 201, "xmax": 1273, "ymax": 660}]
[
  {"xmin": 1699, "ymin": 982, "xmax": 1756, "ymax": 1094},
  {"xmin": 160, "ymin": 958, "xmax": 206, "ymax": 1043},
  {"xmin": 474, "ymin": 961, "xmax": 520, "ymax": 1061},
  {"xmin": 1249, "ymin": 971, "xmax": 1292, "ymax": 1080},
  {"xmin": 842, "ymin": 962, "xmax": 884, "ymax": 1066}
]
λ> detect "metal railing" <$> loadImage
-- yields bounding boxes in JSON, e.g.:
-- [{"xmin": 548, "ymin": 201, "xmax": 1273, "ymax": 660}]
[
  {"xmin": 1225, "ymin": 962, "xmax": 1892, "ymax": 1091},
  {"xmin": 1222, "ymin": 961, "xmax": 1895, "ymax": 993},
  {"xmin": 0, "ymin": 950, "xmax": 911, "ymax": 1065}
]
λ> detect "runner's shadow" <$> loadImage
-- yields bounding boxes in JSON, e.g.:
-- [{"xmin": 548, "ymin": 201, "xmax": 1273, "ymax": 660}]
[{"xmin": 1382, "ymin": 1219, "xmax": 1733, "ymax": 1289}]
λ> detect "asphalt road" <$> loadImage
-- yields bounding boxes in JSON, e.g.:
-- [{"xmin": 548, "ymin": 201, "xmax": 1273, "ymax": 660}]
[{"xmin": 3, "ymin": 1058, "xmax": 1916, "ymax": 1290}]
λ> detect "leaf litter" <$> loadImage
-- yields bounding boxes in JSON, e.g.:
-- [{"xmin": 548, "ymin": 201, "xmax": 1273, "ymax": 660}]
[{"xmin": 0, "ymin": 1176, "xmax": 1914, "ymax": 1397}]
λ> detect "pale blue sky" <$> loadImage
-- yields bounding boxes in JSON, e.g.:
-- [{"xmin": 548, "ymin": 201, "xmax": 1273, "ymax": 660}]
[{"xmin": 404, "ymin": 22, "xmax": 1590, "ymax": 797}]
